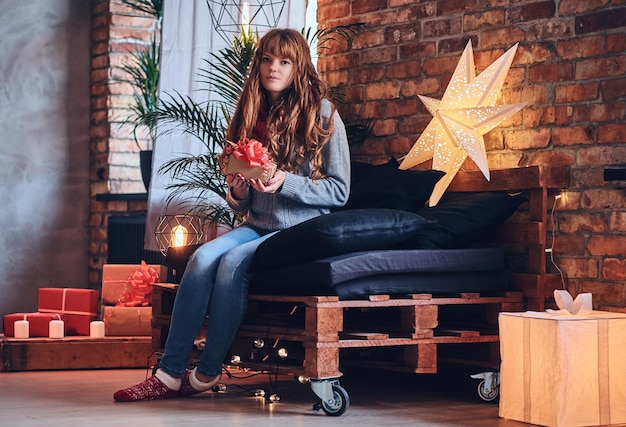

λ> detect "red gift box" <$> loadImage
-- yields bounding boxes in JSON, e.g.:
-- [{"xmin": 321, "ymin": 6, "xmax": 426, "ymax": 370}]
[
  {"xmin": 3, "ymin": 312, "xmax": 65, "ymax": 337},
  {"xmin": 38, "ymin": 288, "xmax": 99, "ymax": 336}
]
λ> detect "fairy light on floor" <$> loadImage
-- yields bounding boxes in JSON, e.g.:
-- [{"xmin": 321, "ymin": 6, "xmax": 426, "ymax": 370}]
[{"xmin": 400, "ymin": 41, "xmax": 528, "ymax": 206}]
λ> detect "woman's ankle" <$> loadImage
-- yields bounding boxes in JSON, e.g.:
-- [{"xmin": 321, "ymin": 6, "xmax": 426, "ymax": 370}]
[{"xmin": 195, "ymin": 371, "xmax": 219, "ymax": 383}]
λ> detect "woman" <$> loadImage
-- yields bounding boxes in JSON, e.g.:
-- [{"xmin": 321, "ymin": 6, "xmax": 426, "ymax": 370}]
[{"xmin": 114, "ymin": 28, "xmax": 351, "ymax": 402}]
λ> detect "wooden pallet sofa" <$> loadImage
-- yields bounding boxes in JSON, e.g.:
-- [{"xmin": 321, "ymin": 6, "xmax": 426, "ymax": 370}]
[{"xmin": 151, "ymin": 163, "xmax": 568, "ymax": 411}]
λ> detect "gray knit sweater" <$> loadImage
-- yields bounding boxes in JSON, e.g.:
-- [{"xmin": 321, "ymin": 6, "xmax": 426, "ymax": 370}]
[{"xmin": 226, "ymin": 99, "xmax": 351, "ymax": 233}]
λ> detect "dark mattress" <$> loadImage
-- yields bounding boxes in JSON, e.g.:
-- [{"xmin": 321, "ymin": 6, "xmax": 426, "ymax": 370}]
[{"xmin": 250, "ymin": 248, "xmax": 509, "ymax": 300}]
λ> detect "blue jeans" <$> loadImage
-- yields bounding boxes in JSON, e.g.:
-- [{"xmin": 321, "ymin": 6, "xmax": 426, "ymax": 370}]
[{"xmin": 158, "ymin": 224, "xmax": 276, "ymax": 378}]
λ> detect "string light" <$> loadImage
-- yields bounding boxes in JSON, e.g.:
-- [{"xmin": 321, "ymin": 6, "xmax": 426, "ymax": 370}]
[
  {"xmin": 212, "ymin": 383, "xmax": 227, "ymax": 392},
  {"xmin": 269, "ymin": 393, "xmax": 281, "ymax": 403},
  {"xmin": 547, "ymin": 191, "xmax": 567, "ymax": 289}
]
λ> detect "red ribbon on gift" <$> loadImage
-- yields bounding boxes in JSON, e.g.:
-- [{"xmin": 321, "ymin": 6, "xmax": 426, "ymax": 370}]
[
  {"xmin": 116, "ymin": 261, "xmax": 160, "ymax": 307},
  {"xmin": 231, "ymin": 138, "xmax": 271, "ymax": 167}
]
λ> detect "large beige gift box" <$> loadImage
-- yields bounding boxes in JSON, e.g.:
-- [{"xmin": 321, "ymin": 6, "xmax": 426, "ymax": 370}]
[
  {"xmin": 101, "ymin": 306, "xmax": 152, "ymax": 336},
  {"xmin": 499, "ymin": 308, "xmax": 626, "ymax": 427}
]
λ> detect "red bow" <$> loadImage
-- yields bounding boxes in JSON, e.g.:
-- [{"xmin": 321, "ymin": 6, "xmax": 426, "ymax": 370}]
[
  {"xmin": 231, "ymin": 138, "xmax": 272, "ymax": 167},
  {"xmin": 116, "ymin": 261, "xmax": 160, "ymax": 307}
]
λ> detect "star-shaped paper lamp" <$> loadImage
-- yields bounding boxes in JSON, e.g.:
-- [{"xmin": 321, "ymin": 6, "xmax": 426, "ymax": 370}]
[{"xmin": 399, "ymin": 41, "xmax": 527, "ymax": 206}]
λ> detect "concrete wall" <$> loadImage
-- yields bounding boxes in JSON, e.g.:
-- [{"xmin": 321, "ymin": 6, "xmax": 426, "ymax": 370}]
[{"xmin": 0, "ymin": 0, "xmax": 91, "ymax": 327}]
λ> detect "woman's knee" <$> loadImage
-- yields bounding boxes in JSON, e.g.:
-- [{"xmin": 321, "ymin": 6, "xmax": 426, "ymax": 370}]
[
  {"xmin": 215, "ymin": 248, "xmax": 254, "ymax": 285},
  {"xmin": 183, "ymin": 244, "xmax": 221, "ymax": 279}
]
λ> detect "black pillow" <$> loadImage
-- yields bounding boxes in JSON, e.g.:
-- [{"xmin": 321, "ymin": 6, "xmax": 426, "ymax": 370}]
[
  {"xmin": 335, "ymin": 158, "xmax": 446, "ymax": 212},
  {"xmin": 253, "ymin": 208, "xmax": 434, "ymax": 273},
  {"xmin": 407, "ymin": 192, "xmax": 527, "ymax": 249}
]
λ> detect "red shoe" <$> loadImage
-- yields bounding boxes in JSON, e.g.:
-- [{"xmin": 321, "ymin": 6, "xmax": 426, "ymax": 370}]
[
  {"xmin": 113, "ymin": 376, "xmax": 179, "ymax": 402},
  {"xmin": 179, "ymin": 371, "xmax": 222, "ymax": 397}
]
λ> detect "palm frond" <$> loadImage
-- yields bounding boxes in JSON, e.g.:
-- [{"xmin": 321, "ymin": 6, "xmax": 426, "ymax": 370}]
[
  {"xmin": 304, "ymin": 23, "xmax": 365, "ymax": 51},
  {"xmin": 147, "ymin": 92, "xmax": 226, "ymax": 152},
  {"xmin": 119, "ymin": 32, "xmax": 161, "ymax": 143},
  {"xmin": 121, "ymin": 0, "xmax": 162, "ymax": 19},
  {"xmin": 197, "ymin": 32, "xmax": 257, "ymax": 113}
]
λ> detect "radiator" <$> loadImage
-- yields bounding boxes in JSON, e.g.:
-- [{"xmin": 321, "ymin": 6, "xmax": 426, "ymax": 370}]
[{"xmin": 107, "ymin": 213, "xmax": 165, "ymax": 266}]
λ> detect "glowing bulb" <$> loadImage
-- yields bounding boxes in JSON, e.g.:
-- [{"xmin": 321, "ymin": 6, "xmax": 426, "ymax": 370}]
[
  {"xmin": 253, "ymin": 338, "xmax": 265, "ymax": 349},
  {"xmin": 297, "ymin": 375, "xmax": 310, "ymax": 384},
  {"xmin": 269, "ymin": 393, "xmax": 280, "ymax": 403},
  {"xmin": 277, "ymin": 348, "xmax": 288, "ymax": 358},
  {"xmin": 230, "ymin": 355, "xmax": 241, "ymax": 365},
  {"xmin": 170, "ymin": 224, "xmax": 188, "ymax": 247},
  {"xmin": 255, "ymin": 389, "xmax": 266, "ymax": 397},
  {"xmin": 212, "ymin": 383, "xmax": 227, "ymax": 392},
  {"xmin": 240, "ymin": 2, "xmax": 250, "ymax": 34}
]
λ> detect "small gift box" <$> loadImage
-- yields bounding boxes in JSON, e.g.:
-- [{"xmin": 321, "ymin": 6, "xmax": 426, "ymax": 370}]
[
  {"xmin": 3, "ymin": 312, "xmax": 65, "ymax": 338},
  {"xmin": 101, "ymin": 306, "xmax": 152, "ymax": 336},
  {"xmin": 38, "ymin": 288, "xmax": 99, "ymax": 336},
  {"xmin": 102, "ymin": 262, "xmax": 166, "ymax": 306},
  {"xmin": 222, "ymin": 138, "xmax": 276, "ymax": 184},
  {"xmin": 499, "ymin": 290, "xmax": 626, "ymax": 427}
]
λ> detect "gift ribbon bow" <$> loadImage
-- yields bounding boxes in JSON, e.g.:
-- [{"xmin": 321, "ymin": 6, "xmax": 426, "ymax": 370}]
[
  {"xmin": 116, "ymin": 261, "xmax": 160, "ymax": 307},
  {"xmin": 550, "ymin": 289, "xmax": 593, "ymax": 315},
  {"xmin": 230, "ymin": 138, "xmax": 272, "ymax": 167}
]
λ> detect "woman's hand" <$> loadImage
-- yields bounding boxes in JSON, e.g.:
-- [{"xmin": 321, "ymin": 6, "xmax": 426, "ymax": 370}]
[
  {"xmin": 249, "ymin": 169, "xmax": 285, "ymax": 193},
  {"xmin": 226, "ymin": 173, "xmax": 250, "ymax": 200}
]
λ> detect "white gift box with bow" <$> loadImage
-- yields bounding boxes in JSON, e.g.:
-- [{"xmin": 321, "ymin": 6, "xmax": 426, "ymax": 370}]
[{"xmin": 499, "ymin": 290, "xmax": 626, "ymax": 427}]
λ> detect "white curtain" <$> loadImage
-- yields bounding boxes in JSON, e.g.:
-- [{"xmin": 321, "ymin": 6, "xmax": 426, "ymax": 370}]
[{"xmin": 144, "ymin": 0, "xmax": 314, "ymax": 251}]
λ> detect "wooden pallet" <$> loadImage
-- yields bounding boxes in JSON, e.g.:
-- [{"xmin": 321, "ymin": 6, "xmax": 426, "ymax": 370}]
[
  {"xmin": 152, "ymin": 284, "xmax": 523, "ymax": 378},
  {"xmin": 232, "ymin": 292, "xmax": 523, "ymax": 378},
  {"xmin": 0, "ymin": 335, "xmax": 153, "ymax": 371}
]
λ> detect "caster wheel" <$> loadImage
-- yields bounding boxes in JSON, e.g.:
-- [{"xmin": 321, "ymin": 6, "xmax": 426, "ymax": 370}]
[
  {"xmin": 319, "ymin": 384, "xmax": 350, "ymax": 416},
  {"xmin": 477, "ymin": 379, "xmax": 499, "ymax": 402}
]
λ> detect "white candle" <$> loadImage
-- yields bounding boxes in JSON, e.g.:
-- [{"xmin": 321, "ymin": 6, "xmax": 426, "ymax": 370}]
[
  {"xmin": 14, "ymin": 320, "xmax": 29, "ymax": 339},
  {"xmin": 49, "ymin": 320, "xmax": 64, "ymax": 339},
  {"xmin": 90, "ymin": 320, "xmax": 105, "ymax": 339}
]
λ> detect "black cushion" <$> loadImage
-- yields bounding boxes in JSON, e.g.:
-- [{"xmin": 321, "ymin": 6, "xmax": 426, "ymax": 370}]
[
  {"xmin": 335, "ymin": 158, "xmax": 446, "ymax": 212},
  {"xmin": 408, "ymin": 192, "xmax": 527, "ymax": 249},
  {"xmin": 250, "ymin": 248, "xmax": 509, "ymax": 299},
  {"xmin": 252, "ymin": 208, "xmax": 434, "ymax": 273}
]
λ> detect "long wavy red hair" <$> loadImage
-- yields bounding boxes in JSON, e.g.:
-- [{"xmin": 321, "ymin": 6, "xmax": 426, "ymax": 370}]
[{"xmin": 226, "ymin": 28, "xmax": 335, "ymax": 179}]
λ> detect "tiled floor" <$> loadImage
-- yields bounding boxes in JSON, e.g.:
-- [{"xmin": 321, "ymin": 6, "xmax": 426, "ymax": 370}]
[{"xmin": 0, "ymin": 366, "xmax": 530, "ymax": 427}]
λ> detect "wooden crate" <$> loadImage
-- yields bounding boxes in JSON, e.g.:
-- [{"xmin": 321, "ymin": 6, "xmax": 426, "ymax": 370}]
[{"xmin": 0, "ymin": 335, "xmax": 153, "ymax": 371}]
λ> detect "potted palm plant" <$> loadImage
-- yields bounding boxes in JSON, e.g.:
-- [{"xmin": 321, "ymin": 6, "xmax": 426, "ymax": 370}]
[{"xmin": 118, "ymin": 0, "xmax": 162, "ymax": 191}]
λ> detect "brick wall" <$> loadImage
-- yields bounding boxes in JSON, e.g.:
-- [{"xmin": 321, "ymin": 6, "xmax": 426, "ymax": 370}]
[
  {"xmin": 89, "ymin": 0, "xmax": 157, "ymax": 287},
  {"xmin": 317, "ymin": 0, "xmax": 626, "ymax": 308}
]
